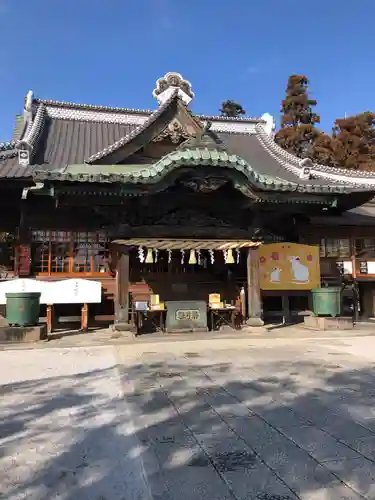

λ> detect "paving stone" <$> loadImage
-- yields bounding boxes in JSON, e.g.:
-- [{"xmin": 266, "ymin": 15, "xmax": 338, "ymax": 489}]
[
  {"xmin": 255, "ymin": 406, "xmax": 312, "ymax": 430},
  {"xmin": 142, "ymin": 420, "xmax": 192, "ymax": 447},
  {"xmin": 145, "ymin": 419, "xmax": 239, "ymax": 499},
  {"xmin": 197, "ymin": 388, "xmax": 254, "ymax": 418},
  {"xmin": 225, "ymin": 464, "xmax": 298, "ymax": 500},
  {"xmin": 193, "ymin": 431, "xmax": 297, "ymax": 500},
  {"xmin": 194, "ymin": 429, "xmax": 252, "ymax": 456},
  {"xmin": 341, "ymin": 435, "xmax": 375, "ymax": 462},
  {"xmin": 164, "ymin": 394, "xmax": 222, "ymax": 434},
  {"xmin": 161, "ymin": 465, "xmax": 234, "ymax": 500},
  {"xmin": 282, "ymin": 425, "xmax": 361, "ymax": 462},
  {"xmin": 0, "ymin": 347, "xmax": 155, "ymax": 500},
  {"xmin": 352, "ymin": 417, "xmax": 375, "ymax": 434},
  {"xmin": 225, "ymin": 386, "xmax": 277, "ymax": 411},
  {"xmin": 301, "ymin": 411, "xmax": 375, "ymax": 442},
  {"xmin": 7, "ymin": 334, "xmax": 375, "ymax": 499},
  {"xmin": 180, "ymin": 407, "xmax": 222, "ymax": 434},
  {"xmin": 150, "ymin": 432, "xmax": 203, "ymax": 471},
  {"xmin": 322, "ymin": 417, "xmax": 375, "ymax": 442},
  {"xmin": 323, "ymin": 457, "xmax": 375, "ymax": 499},
  {"xmin": 298, "ymin": 481, "xmax": 366, "ymax": 500},
  {"xmin": 225, "ymin": 415, "xmax": 288, "ymax": 450},
  {"xmin": 224, "ymin": 416, "xmax": 340, "ymax": 495},
  {"xmin": 259, "ymin": 442, "xmax": 340, "ymax": 495}
]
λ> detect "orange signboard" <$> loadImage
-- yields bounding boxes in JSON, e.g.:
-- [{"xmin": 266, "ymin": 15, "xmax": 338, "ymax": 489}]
[{"xmin": 259, "ymin": 243, "xmax": 320, "ymax": 291}]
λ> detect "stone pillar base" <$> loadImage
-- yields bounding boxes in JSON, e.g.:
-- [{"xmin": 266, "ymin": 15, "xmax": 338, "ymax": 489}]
[
  {"xmin": 111, "ymin": 322, "xmax": 135, "ymax": 336},
  {"xmin": 246, "ymin": 317, "xmax": 265, "ymax": 327},
  {"xmin": 303, "ymin": 315, "xmax": 353, "ymax": 330}
]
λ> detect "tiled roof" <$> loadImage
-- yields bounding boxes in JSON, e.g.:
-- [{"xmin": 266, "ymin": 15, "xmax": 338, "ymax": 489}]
[
  {"xmin": 33, "ymin": 118, "xmax": 137, "ymax": 167},
  {"xmin": 35, "ymin": 98, "xmax": 152, "ymax": 116},
  {"xmin": 87, "ymin": 88, "xmax": 180, "ymax": 163},
  {"xmin": 0, "ymin": 140, "xmax": 32, "ymax": 179},
  {"xmin": 35, "ymin": 97, "xmax": 264, "ymax": 123},
  {"xmin": 0, "ymin": 146, "xmax": 31, "ymax": 178},
  {"xmin": 218, "ymin": 132, "xmax": 321, "ymax": 185},
  {"xmin": 255, "ymin": 124, "xmax": 375, "ymax": 185},
  {"xmin": 2, "ymin": 90, "xmax": 375, "ymax": 191}
]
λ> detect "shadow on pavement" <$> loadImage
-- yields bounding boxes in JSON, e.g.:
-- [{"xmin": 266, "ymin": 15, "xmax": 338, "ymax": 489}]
[{"xmin": 2, "ymin": 348, "xmax": 375, "ymax": 499}]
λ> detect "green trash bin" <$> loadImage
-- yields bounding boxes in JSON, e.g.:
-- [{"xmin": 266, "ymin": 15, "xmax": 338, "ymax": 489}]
[
  {"xmin": 311, "ymin": 287, "xmax": 341, "ymax": 317},
  {"xmin": 6, "ymin": 292, "xmax": 41, "ymax": 327}
]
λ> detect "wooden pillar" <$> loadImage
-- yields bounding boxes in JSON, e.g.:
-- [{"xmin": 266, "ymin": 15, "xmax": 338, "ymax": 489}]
[
  {"xmin": 15, "ymin": 201, "xmax": 31, "ymax": 277},
  {"xmin": 81, "ymin": 303, "xmax": 89, "ymax": 331},
  {"xmin": 246, "ymin": 247, "xmax": 264, "ymax": 326},
  {"xmin": 240, "ymin": 286, "xmax": 246, "ymax": 323},
  {"xmin": 114, "ymin": 246, "xmax": 131, "ymax": 331},
  {"xmin": 281, "ymin": 294, "xmax": 290, "ymax": 325},
  {"xmin": 46, "ymin": 304, "xmax": 54, "ymax": 335}
]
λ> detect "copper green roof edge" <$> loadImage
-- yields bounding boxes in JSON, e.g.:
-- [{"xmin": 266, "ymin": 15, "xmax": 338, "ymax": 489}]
[
  {"xmin": 65, "ymin": 164, "xmax": 147, "ymax": 175},
  {"xmin": 32, "ymin": 148, "xmax": 360, "ymax": 194}
]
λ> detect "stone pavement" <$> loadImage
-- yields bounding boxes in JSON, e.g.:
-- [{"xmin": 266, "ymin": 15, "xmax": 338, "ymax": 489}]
[
  {"xmin": 3, "ymin": 337, "xmax": 375, "ymax": 498},
  {"xmin": 0, "ymin": 347, "xmax": 153, "ymax": 500},
  {"xmin": 2, "ymin": 322, "xmax": 375, "ymax": 351}
]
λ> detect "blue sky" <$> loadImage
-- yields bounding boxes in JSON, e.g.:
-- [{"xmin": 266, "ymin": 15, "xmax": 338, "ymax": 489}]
[{"xmin": 0, "ymin": 0, "xmax": 374, "ymax": 140}]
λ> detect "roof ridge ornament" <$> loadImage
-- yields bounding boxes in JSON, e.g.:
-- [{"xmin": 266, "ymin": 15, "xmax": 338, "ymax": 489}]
[
  {"xmin": 153, "ymin": 72, "xmax": 194, "ymax": 106},
  {"xmin": 23, "ymin": 90, "xmax": 34, "ymax": 138},
  {"xmin": 24, "ymin": 90, "xmax": 34, "ymax": 113},
  {"xmin": 178, "ymin": 120, "xmax": 227, "ymax": 151}
]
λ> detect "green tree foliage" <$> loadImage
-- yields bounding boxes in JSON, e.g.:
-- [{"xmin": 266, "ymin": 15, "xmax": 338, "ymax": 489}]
[
  {"xmin": 275, "ymin": 75, "xmax": 323, "ymax": 159},
  {"xmin": 331, "ymin": 112, "xmax": 375, "ymax": 170},
  {"xmin": 220, "ymin": 100, "xmax": 246, "ymax": 118}
]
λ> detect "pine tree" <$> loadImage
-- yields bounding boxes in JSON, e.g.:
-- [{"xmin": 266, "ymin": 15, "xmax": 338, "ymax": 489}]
[
  {"xmin": 275, "ymin": 75, "xmax": 322, "ymax": 158},
  {"xmin": 331, "ymin": 112, "xmax": 375, "ymax": 170},
  {"xmin": 220, "ymin": 100, "xmax": 246, "ymax": 118},
  {"xmin": 275, "ymin": 75, "xmax": 375, "ymax": 170}
]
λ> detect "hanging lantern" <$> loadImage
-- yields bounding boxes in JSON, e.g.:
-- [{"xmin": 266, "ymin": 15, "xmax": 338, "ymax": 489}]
[
  {"xmin": 145, "ymin": 248, "xmax": 154, "ymax": 264},
  {"xmin": 188, "ymin": 249, "xmax": 197, "ymax": 265},
  {"xmin": 226, "ymin": 248, "xmax": 235, "ymax": 264},
  {"xmin": 138, "ymin": 246, "xmax": 145, "ymax": 263}
]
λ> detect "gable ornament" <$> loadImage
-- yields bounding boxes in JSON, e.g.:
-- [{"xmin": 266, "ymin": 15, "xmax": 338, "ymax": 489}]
[
  {"xmin": 153, "ymin": 72, "xmax": 194, "ymax": 106},
  {"xmin": 153, "ymin": 120, "xmax": 192, "ymax": 144}
]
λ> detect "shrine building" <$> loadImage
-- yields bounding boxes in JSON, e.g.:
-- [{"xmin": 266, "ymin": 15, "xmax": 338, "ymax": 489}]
[{"xmin": 2, "ymin": 71, "xmax": 375, "ymax": 332}]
